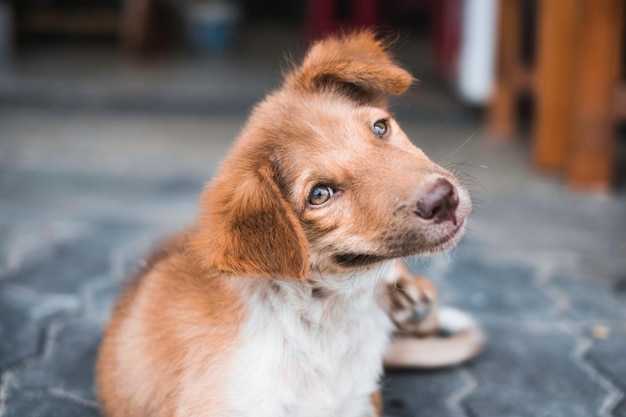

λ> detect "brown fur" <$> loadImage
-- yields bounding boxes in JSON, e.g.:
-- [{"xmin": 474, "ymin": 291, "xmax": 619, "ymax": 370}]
[
  {"xmin": 97, "ymin": 232, "xmax": 245, "ymax": 416},
  {"xmin": 190, "ymin": 163, "xmax": 310, "ymax": 280},
  {"xmin": 286, "ymin": 31, "xmax": 414, "ymax": 103},
  {"xmin": 97, "ymin": 31, "xmax": 471, "ymax": 417},
  {"xmin": 370, "ymin": 390, "xmax": 383, "ymax": 417}
]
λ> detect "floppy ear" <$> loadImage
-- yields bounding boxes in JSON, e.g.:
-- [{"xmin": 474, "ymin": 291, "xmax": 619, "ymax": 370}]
[
  {"xmin": 190, "ymin": 164, "xmax": 309, "ymax": 281},
  {"xmin": 288, "ymin": 31, "xmax": 414, "ymax": 103}
]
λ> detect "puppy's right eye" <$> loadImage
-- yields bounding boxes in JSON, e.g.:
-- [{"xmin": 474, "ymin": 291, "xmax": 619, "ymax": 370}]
[
  {"xmin": 308, "ymin": 185, "xmax": 334, "ymax": 206},
  {"xmin": 372, "ymin": 119, "xmax": 388, "ymax": 137}
]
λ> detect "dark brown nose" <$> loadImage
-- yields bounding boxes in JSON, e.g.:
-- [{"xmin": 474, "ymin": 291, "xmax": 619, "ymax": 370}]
[{"xmin": 416, "ymin": 178, "xmax": 459, "ymax": 224}]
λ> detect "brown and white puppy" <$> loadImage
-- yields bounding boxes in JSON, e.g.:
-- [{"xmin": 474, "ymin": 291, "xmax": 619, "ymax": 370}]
[{"xmin": 97, "ymin": 31, "xmax": 471, "ymax": 417}]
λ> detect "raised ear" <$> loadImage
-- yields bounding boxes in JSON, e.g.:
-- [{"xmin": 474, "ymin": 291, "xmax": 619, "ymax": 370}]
[
  {"xmin": 287, "ymin": 31, "xmax": 414, "ymax": 103},
  {"xmin": 190, "ymin": 164, "xmax": 309, "ymax": 281}
]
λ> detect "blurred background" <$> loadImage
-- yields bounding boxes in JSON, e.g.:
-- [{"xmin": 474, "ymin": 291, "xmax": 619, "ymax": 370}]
[
  {"xmin": 0, "ymin": 1, "xmax": 625, "ymax": 417},
  {"xmin": 0, "ymin": 0, "xmax": 625, "ymax": 188}
]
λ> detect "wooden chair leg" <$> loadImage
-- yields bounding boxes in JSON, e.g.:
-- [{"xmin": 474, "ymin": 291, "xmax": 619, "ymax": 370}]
[
  {"xmin": 567, "ymin": 0, "xmax": 624, "ymax": 191},
  {"xmin": 121, "ymin": 0, "xmax": 151, "ymax": 57},
  {"xmin": 488, "ymin": 0, "xmax": 522, "ymax": 140},
  {"xmin": 532, "ymin": 0, "xmax": 578, "ymax": 170}
]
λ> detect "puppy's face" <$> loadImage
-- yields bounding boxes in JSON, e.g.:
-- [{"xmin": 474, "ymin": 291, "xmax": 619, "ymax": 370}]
[
  {"xmin": 192, "ymin": 32, "xmax": 471, "ymax": 280},
  {"xmin": 271, "ymin": 97, "xmax": 471, "ymax": 274}
]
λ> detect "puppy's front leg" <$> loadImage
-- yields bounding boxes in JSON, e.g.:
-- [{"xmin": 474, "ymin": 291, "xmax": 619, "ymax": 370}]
[
  {"xmin": 381, "ymin": 260, "xmax": 438, "ymax": 337},
  {"xmin": 381, "ymin": 260, "xmax": 486, "ymax": 369}
]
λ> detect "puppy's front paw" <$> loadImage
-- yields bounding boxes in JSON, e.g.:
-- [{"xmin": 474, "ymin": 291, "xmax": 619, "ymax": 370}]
[{"xmin": 385, "ymin": 261, "xmax": 438, "ymax": 337}]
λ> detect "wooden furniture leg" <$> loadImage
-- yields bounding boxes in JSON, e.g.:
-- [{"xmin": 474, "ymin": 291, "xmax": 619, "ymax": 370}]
[
  {"xmin": 121, "ymin": 0, "xmax": 151, "ymax": 57},
  {"xmin": 567, "ymin": 0, "xmax": 624, "ymax": 191},
  {"xmin": 488, "ymin": 0, "xmax": 522, "ymax": 139},
  {"xmin": 532, "ymin": 0, "xmax": 578, "ymax": 170}
]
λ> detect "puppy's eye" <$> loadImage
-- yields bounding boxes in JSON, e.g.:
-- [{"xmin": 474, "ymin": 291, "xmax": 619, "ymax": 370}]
[
  {"xmin": 372, "ymin": 120, "xmax": 388, "ymax": 137},
  {"xmin": 308, "ymin": 185, "xmax": 334, "ymax": 206}
]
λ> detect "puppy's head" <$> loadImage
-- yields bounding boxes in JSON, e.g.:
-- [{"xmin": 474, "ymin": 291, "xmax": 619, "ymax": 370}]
[{"xmin": 191, "ymin": 31, "xmax": 471, "ymax": 280}]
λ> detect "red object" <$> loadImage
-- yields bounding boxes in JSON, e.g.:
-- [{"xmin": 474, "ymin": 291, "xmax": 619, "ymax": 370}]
[
  {"xmin": 430, "ymin": 0, "xmax": 462, "ymax": 81},
  {"xmin": 304, "ymin": 0, "xmax": 379, "ymax": 43}
]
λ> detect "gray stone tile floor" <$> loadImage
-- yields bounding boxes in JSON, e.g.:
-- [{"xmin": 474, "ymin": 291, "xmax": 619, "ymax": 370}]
[{"xmin": 0, "ymin": 26, "xmax": 625, "ymax": 417}]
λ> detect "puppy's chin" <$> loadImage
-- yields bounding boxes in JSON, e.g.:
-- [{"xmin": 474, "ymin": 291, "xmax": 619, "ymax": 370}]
[
  {"xmin": 314, "ymin": 220, "xmax": 468, "ymax": 274},
  {"xmin": 423, "ymin": 219, "xmax": 467, "ymax": 255}
]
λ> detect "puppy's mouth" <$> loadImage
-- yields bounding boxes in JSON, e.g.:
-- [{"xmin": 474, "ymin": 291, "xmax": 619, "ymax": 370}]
[
  {"xmin": 333, "ymin": 220, "xmax": 466, "ymax": 268},
  {"xmin": 432, "ymin": 220, "xmax": 466, "ymax": 251},
  {"xmin": 332, "ymin": 253, "xmax": 389, "ymax": 268}
]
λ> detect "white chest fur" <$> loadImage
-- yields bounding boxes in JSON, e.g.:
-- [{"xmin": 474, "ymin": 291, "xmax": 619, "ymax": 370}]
[{"xmin": 226, "ymin": 267, "xmax": 394, "ymax": 417}]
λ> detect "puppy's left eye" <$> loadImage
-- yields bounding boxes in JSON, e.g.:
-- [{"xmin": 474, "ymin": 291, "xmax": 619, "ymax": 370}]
[{"xmin": 372, "ymin": 120, "xmax": 388, "ymax": 137}]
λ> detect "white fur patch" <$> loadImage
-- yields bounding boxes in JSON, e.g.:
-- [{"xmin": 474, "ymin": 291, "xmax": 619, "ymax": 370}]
[{"xmin": 225, "ymin": 263, "xmax": 394, "ymax": 417}]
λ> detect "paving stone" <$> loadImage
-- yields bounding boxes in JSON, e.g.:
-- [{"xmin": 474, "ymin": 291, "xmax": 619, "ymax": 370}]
[
  {"xmin": 0, "ymin": 285, "xmax": 79, "ymax": 372},
  {"xmin": 89, "ymin": 279, "xmax": 125, "ymax": 323},
  {"xmin": 613, "ymin": 400, "xmax": 626, "ymax": 417},
  {"xmin": 12, "ymin": 282, "xmax": 122, "ymax": 403},
  {"xmin": 0, "ymin": 169, "xmax": 199, "ymax": 228},
  {"xmin": 109, "ymin": 229, "xmax": 169, "ymax": 284},
  {"xmin": 1, "ymin": 221, "xmax": 136, "ymax": 295},
  {"xmin": 406, "ymin": 238, "xmax": 495, "ymax": 307},
  {"xmin": 0, "ymin": 169, "xmax": 200, "ymax": 203},
  {"xmin": 442, "ymin": 258, "xmax": 554, "ymax": 321},
  {"xmin": 472, "ymin": 195, "xmax": 626, "ymax": 253},
  {"xmin": 13, "ymin": 318, "xmax": 103, "ymax": 403},
  {"xmin": 470, "ymin": 195, "xmax": 626, "ymax": 280},
  {"xmin": 586, "ymin": 331, "xmax": 626, "ymax": 417},
  {"xmin": 0, "ymin": 224, "xmax": 11, "ymax": 272},
  {"xmin": 382, "ymin": 369, "xmax": 468, "ymax": 417},
  {"xmin": 2, "ymin": 388, "xmax": 101, "ymax": 417},
  {"xmin": 0, "ymin": 220, "xmax": 96, "ymax": 278},
  {"xmin": 463, "ymin": 321, "xmax": 607, "ymax": 417},
  {"xmin": 551, "ymin": 276, "xmax": 626, "ymax": 322}
]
